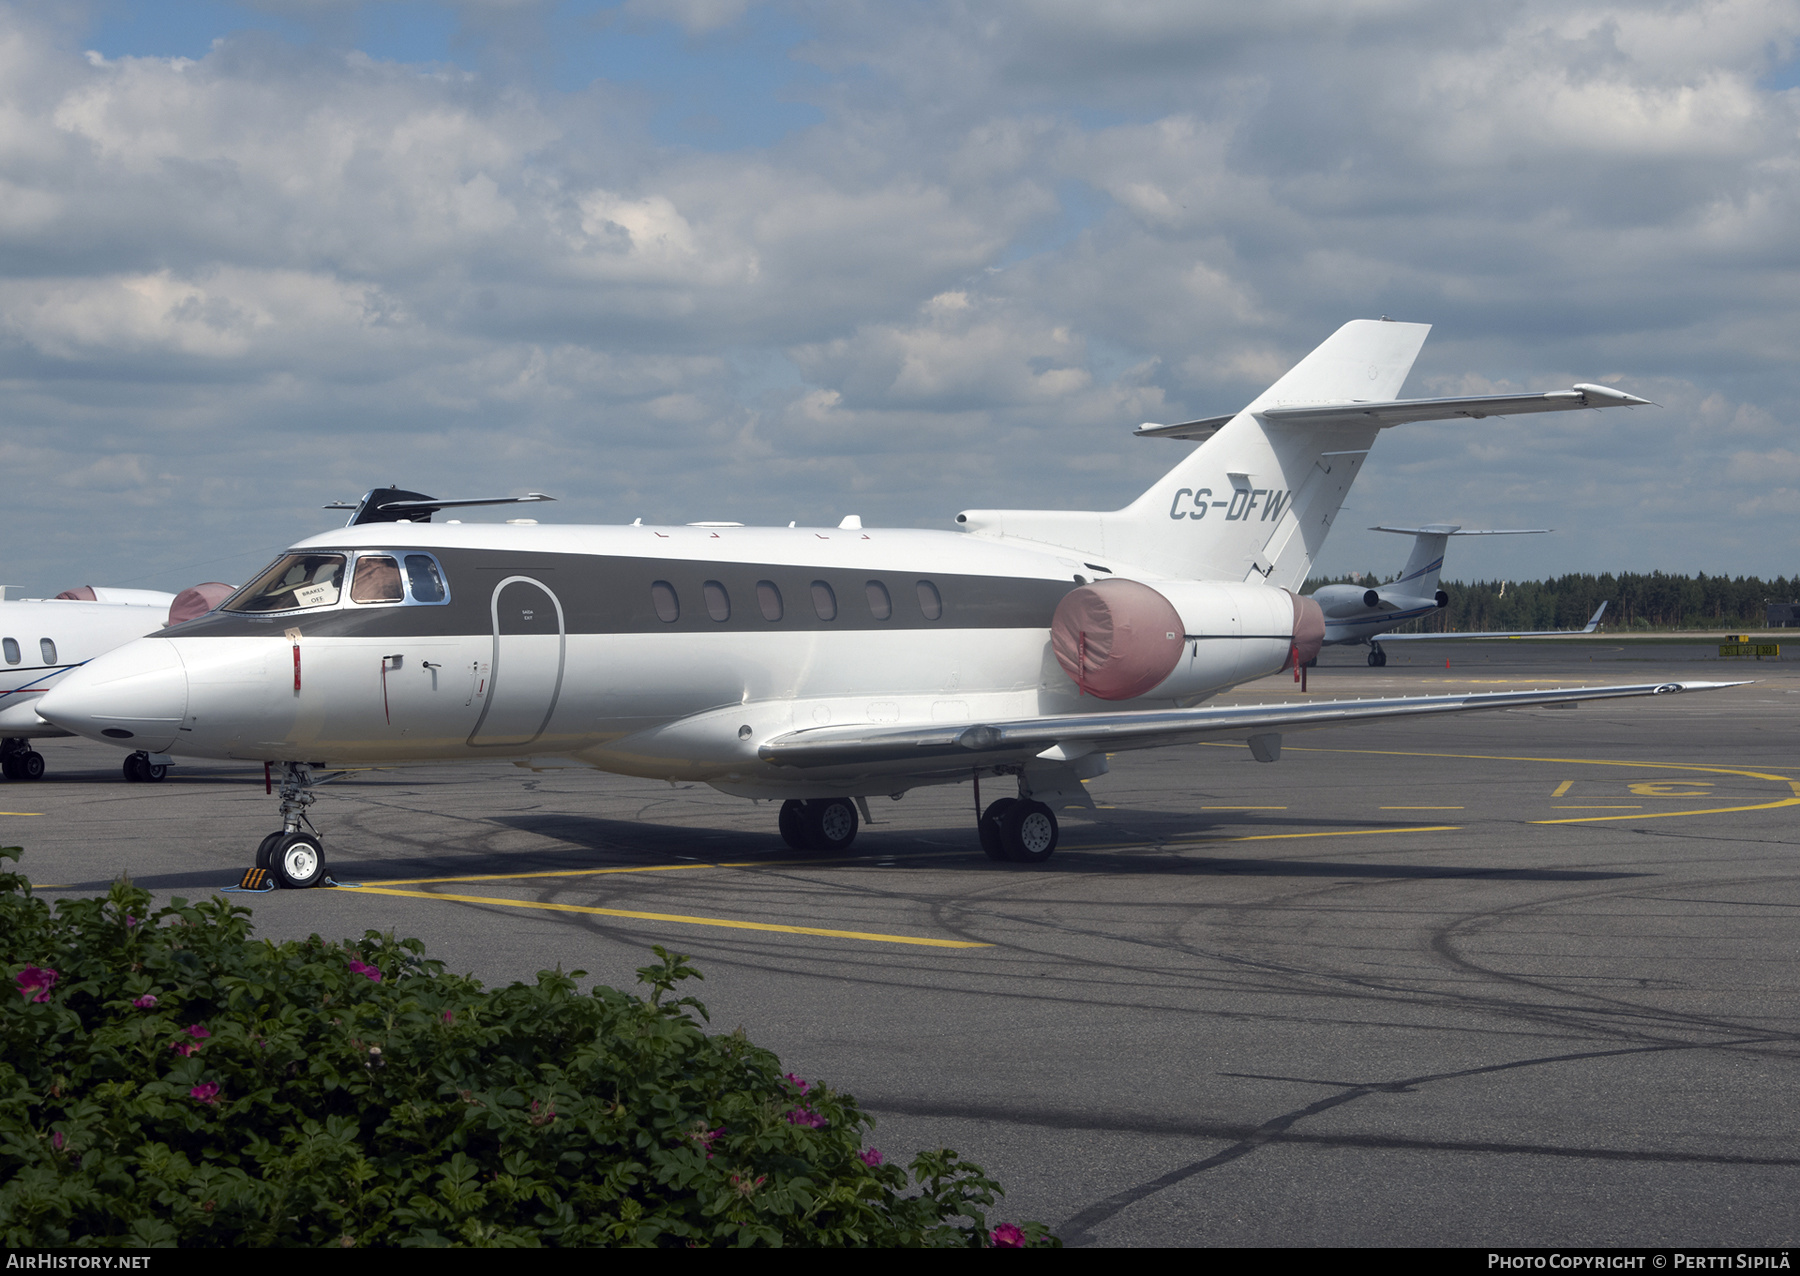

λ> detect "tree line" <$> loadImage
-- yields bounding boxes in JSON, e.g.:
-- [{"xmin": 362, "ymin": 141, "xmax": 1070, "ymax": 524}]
[{"xmin": 1303, "ymin": 571, "xmax": 1799, "ymax": 632}]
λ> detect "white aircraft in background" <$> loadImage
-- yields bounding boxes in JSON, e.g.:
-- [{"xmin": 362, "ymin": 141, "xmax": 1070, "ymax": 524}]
[
  {"xmin": 1310, "ymin": 525, "xmax": 1608, "ymax": 665},
  {"xmin": 0, "ymin": 583, "xmax": 235, "ymax": 781},
  {"xmin": 38, "ymin": 319, "xmax": 1731, "ymax": 887}
]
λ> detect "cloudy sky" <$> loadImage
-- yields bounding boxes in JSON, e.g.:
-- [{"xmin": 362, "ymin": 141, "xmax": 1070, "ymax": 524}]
[{"xmin": 2, "ymin": 0, "xmax": 1795, "ymax": 596}]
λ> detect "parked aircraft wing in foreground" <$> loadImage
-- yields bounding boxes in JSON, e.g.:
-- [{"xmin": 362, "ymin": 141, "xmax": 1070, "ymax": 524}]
[{"xmin": 1379, "ymin": 600, "xmax": 1610, "ymax": 644}]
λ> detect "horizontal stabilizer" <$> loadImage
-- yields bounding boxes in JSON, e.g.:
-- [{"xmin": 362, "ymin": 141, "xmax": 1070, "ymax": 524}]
[
  {"xmin": 758, "ymin": 676, "xmax": 1734, "ymax": 769},
  {"xmin": 1371, "ymin": 525, "xmax": 1549, "ymax": 537},
  {"xmin": 1135, "ymin": 385, "xmax": 1648, "ymax": 441},
  {"xmin": 324, "ymin": 488, "xmax": 556, "ymax": 526}
]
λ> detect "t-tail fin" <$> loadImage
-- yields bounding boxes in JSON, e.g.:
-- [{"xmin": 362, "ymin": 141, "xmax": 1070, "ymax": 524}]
[
  {"xmin": 958, "ymin": 319, "xmax": 1430, "ymax": 586},
  {"xmin": 956, "ymin": 319, "xmax": 1646, "ymax": 589}
]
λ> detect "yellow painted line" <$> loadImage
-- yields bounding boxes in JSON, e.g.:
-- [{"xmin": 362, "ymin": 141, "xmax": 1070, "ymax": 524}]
[
  {"xmin": 343, "ymin": 884, "xmax": 990, "ymax": 949},
  {"xmin": 1080, "ymin": 825, "xmax": 1461, "ymax": 853},
  {"xmin": 1552, "ymin": 780, "xmax": 1574, "ymax": 797},
  {"xmin": 1380, "ymin": 806, "xmax": 1463, "ymax": 810},
  {"xmin": 0, "ymin": 811, "xmax": 42, "ymax": 816},
  {"xmin": 364, "ymin": 861, "xmax": 767, "ymax": 887},
  {"xmin": 1533, "ymin": 796, "xmax": 1800, "ymax": 825}
]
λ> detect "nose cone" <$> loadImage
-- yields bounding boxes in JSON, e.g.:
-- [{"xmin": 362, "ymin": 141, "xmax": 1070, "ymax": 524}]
[{"xmin": 38, "ymin": 638, "xmax": 189, "ymax": 752}]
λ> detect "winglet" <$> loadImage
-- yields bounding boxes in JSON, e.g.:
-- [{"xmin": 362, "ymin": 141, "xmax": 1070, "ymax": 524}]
[{"xmin": 1583, "ymin": 601, "xmax": 1609, "ymax": 632}]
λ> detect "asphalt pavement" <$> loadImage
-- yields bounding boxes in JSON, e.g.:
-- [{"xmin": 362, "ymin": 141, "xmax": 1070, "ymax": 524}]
[{"xmin": 12, "ymin": 637, "xmax": 1797, "ymax": 1246}]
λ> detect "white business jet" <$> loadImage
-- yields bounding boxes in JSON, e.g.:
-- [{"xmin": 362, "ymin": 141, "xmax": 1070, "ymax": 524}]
[
  {"xmin": 37, "ymin": 320, "xmax": 1732, "ymax": 886},
  {"xmin": 0, "ymin": 582, "xmax": 235, "ymax": 781},
  {"xmin": 1310, "ymin": 525, "xmax": 1609, "ymax": 665}
]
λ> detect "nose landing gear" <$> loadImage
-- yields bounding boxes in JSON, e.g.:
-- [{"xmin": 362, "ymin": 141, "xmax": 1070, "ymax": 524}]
[
  {"xmin": 0, "ymin": 739, "xmax": 46, "ymax": 781},
  {"xmin": 122, "ymin": 751, "xmax": 168, "ymax": 783},
  {"xmin": 251, "ymin": 762, "xmax": 331, "ymax": 888},
  {"xmin": 1366, "ymin": 642, "xmax": 1388, "ymax": 667}
]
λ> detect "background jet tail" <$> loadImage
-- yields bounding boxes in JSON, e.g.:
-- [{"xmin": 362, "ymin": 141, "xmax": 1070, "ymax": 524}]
[{"xmin": 1370, "ymin": 525, "xmax": 1549, "ymax": 597}]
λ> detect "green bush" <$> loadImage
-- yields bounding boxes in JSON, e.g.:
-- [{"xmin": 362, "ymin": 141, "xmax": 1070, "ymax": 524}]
[{"xmin": 0, "ymin": 848, "xmax": 1056, "ymax": 1247}]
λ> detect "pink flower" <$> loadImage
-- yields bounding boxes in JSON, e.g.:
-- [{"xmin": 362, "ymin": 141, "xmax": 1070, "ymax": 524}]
[
  {"xmin": 125, "ymin": 914, "xmax": 137, "ymax": 928},
  {"xmin": 184, "ymin": 1024, "xmax": 210, "ymax": 1039},
  {"xmin": 347, "ymin": 959, "xmax": 381, "ymax": 982},
  {"xmin": 189, "ymin": 1083, "xmax": 220, "ymax": 1106},
  {"xmin": 441, "ymin": 1010, "xmax": 454, "ymax": 1024},
  {"xmin": 782, "ymin": 1072, "xmax": 811, "ymax": 1094},
  {"xmin": 16, "ymin": 966, "xmax": 57, "ymax": 1003},
  {"xmin": 859, "ymin": 1148, "xmax": 883, "ymax": 1167},
  {"xmin": 50, "ymin": 1131, "xmax": 63, "ymax": 1151},
  {"xmin": 170, "ymin": 1043, "xmax": 196, "ymax": 1057},
  {"xmin": 990, "ymin": 1224, "xmax": 1025, "ymax": 1248},
  {"xmin": 132, "ymin": 994, "xmax": 157, "ymax": 1009},
  {"xmin": 784, "ymin": 1108, "xmax": 826, "ymax": 1129}
]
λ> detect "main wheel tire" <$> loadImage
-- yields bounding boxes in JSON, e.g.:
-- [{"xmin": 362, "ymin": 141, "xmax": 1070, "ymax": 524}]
[
  {"xmin": 1366, "ymin": 650, "xmax": 1380, "ymax": 666},
  {"xmin": 254, "ymin": 832, "xmax": 284, "ymax": 870},
  {"xmin": 269, "ymin": 832, "xmax": 327, "ymax": 889},
  {"xmin": 979, "ymin": 798, "xmax": 1018, "ymax": 861},
  {"xmin": 1376, "ymin": 650, "xmax": 1388, "ymax": 667},
  {"xmin": 1000, "ymin": 800, "xmax": 1059, "ymax": 864},
  {"xmin": 19, "ymin": 752, "xmax": 44, "ymax": 781},
  {"xmin": 123, "ymin": 753, "xmax": 147, "ymax": 782},
  {"xmin": 777, "ymin": 799, "xmax": 812, "ymax": 852},
  {"xmin": 0, "ymin": 757, "xmax": 18, "ymax": 781},
  {"xmin": 803, "ymin": 797, "xmax": 859, "ymax": 853}
]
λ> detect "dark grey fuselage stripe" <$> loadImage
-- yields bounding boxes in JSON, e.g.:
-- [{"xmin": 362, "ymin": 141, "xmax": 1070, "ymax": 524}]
[{"xmin": 164, "ymin": 548, "xmax": 1080, "ymax": 641}]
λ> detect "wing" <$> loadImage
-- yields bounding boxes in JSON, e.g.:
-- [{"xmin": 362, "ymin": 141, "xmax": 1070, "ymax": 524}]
[
  {"xmin": 1134, "ymin": 384, "xmax": 1648, "ymax": 441},
  {"xmin": 1380, "ymin": 601, "xmax": 1609, "ymax": 642},
  {"xmin": 757, "ymin": 676, "xmax": 1741, "ymax": 770}
]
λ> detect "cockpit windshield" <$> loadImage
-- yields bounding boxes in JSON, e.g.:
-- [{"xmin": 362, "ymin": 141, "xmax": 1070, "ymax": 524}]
[{"xmin": 222, "ymin": 554, "xmax": 347, "ymax": 614}]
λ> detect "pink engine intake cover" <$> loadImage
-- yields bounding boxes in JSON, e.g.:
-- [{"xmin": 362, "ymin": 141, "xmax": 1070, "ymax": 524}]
[
  {"xmin": 1289, "ymin": 591, "xmax": 1325, "ymax": 668},
  {"xmin": 1051, "ymin": 579, "xmax": 1186, "ymax": 700}
]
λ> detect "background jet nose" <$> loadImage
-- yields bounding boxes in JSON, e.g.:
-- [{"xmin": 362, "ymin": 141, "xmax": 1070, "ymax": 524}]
[{"xmin": 38, "ymin": 639, "xmax": 189, "ymax": 753}]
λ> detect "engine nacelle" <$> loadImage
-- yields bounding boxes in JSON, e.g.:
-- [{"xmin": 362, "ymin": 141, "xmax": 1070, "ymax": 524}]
[{"xmin": 1051, "ymin": 578, "xmax": 1325, "ymax": 701}]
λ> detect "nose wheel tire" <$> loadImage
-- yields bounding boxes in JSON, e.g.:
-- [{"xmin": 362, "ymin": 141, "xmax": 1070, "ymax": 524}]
[
  {"xmin": 803, "ymin": 798, "xmax": 859, "ymax": 853},
  {"xmin": 978, "ymin": 798, "xmax": 1018, "ymax": 861},
  {"xmin": 997, "ymin": 800, "xmax": 1058, "ymax": 864},
  {"xmin": 122, "ymin": 752, "xmax": 168, "ymax": 783},
  {"xmin": 15, "ymin": 751, "xmax": 44, "ymax": 781},
  {"xmin": 268, "ymin": 832, "xmax": 327, "ymax": 889},
  {"xmin": 777, "ymin": 799, "xmax": 811, "ymax": 851}
]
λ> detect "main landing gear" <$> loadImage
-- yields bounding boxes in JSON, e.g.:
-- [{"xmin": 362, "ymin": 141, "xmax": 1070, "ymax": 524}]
[
  {"xmin": 122, "ymin": 751, "xmax": 168, "ymax": 783},
  {"xmin": 1366, "ymin": 642, "xmax": 1389, "ymax": 667},
  {"xmin": 978, "ymin": 797, "xmax": 1060, "ymax": 864},
  {"xmin": 0, "ymin": 739, "xmax": 44, "ymax": 781},
  {"xmin": 251, "ymin": 762, "xmax": 330, "ymax": 889},
  {"xmin": 777, "ymin": 797, "xmax": 860, "ymax": 853}
]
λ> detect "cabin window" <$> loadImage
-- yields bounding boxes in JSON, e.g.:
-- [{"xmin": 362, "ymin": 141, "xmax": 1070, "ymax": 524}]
[
  {"xmin": 350, "ymin": 555, "xmax": 404, "ymax": 604},
  {"xmin": 757, "ymin": 580, "xmax": 783, "ymax": 621},
  {"xmin": 865, "ymin": 580, "xmax": 892, "ymax": 621},
  {"xmin": 39, "ymin": 639, "xmax": 56, "ymax": 665},
  {"xmin": 811, "ymin": 581, "xmax": 837, "ymax": 621},
  {"xmin": 404, "ymin": 555, "xmax": 447, "ymax": 603},
  {"xmin": 223, "ymin": 554, "xmax": 347, "ymax": 613},
  {"xmin": 651, "ymin": 581, "xmax": 680, "ymax": 623},
  {"xmin": 703, "ymin": 581, "xmax": 730, "ymax": 622},
  {"xmin": 2, "ymin": 639, "xmax": 17, "ymax": 665},
  {"xmin": 916, "ymin": 580, "xmax": 943, "ymax": 620}
]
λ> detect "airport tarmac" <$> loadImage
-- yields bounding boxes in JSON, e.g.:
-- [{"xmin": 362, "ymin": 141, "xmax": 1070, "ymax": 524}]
[{"xmin": 11, "ymin": 638, "xmax": 1798, "ymax": 1247}]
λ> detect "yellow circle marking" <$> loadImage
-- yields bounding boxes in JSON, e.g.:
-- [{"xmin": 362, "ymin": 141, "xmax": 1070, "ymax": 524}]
[{"xmin": 1276, "ymin": 746, "xmax": 1799, "ymax": 824}]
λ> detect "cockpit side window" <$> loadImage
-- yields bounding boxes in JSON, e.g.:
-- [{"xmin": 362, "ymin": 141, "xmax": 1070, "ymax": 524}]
[
  {"xmin": 350, "ymin": 556, "xmax": 404, "ymax": 604},
  {"xmin": 404, "ymin": 555, "xmax": 447, "ymax": 603},
  {"xmin": 222, "ymin": 554, "xmax": 347, "ymax": 613}
]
